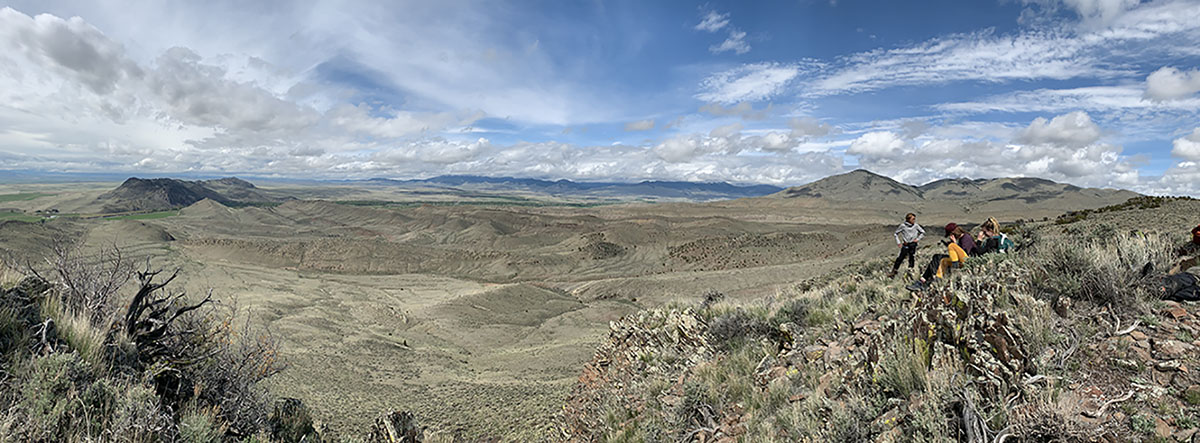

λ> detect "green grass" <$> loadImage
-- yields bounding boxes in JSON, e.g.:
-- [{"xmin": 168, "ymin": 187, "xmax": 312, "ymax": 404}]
[
  {"xmin": 0, "ymin": 211, "xmax": 43, "ymax": 223},
  {"xmin": 106, "ymin": 210, "xmax": 180, "ymax": 220},
  {"xmin": 0, "ymin": 192, "xmax": 53, "ymax": 203}
]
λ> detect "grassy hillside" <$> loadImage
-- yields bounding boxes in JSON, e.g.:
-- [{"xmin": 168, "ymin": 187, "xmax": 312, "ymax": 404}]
[{"xmin": 561, "ymin": 219, "xmax": 1200, "ymax": 441}]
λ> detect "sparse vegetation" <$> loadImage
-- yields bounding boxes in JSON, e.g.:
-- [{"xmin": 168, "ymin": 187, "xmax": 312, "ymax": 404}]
[
  {"xmin": 0, "ymin": 244, "xmax": 286, "ymax": 442},
  {"xmin": 1055, "ymin": 195, "xmax": 1197, "ymax": 225},
  {"xmin": 563, "ymin": 220, "xmax": 1197, "ymax": 441}
]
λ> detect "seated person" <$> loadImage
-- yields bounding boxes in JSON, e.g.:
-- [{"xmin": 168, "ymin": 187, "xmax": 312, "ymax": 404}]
[
  {"xmin": 907, "ymin": 224, "xmax": 969, "ymax": 291},
  {"xmin": 974, "ymin": 217, "xmax": 1014, "ymax": 255}
]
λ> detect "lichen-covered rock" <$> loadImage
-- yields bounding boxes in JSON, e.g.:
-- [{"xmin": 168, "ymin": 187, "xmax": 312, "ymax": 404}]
[
  {"xmin": 269, "ymin": 398, "xmax": 321, "ymax": 443},
  {"xmin": 561, "ymin": 308, "xmax": 712, "ymax": 441},
  {"xmin": 902, "ymin": 284, "xmax": 1034, "ymax": 400},
  {"xmin": 368, "ymin": 410, "xmax": 422, "ymax": 443}
]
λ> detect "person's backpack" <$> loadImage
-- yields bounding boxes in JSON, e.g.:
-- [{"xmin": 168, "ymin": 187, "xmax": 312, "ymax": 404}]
[
  {"xmin": 1162, "ymin": 272, "xmax": 1200, "ymax": 302},
  {"xmin": 996, "ymin": 233, "xmax": 1015, "ymax": 253},
  {"xmin": 982, "ymin": 234, "xmax": 1015, "ymax": 254}
]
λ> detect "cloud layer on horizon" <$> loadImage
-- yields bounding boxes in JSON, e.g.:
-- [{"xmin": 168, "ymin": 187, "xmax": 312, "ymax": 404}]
[{"xmin": 0, "ymin": 1, "xmax": 1199, "ymax": 196}]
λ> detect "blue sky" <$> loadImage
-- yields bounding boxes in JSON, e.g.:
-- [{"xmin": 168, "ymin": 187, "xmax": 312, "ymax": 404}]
[{"xmin": 1, "ymin": 0, "xmax": 1200, "ymax": 195}]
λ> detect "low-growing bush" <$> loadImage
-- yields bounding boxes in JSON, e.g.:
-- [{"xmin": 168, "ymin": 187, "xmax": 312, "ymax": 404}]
[
  {"xmin": 1032, "ymin": 232, "xmax": 1173, "ymax": 306},
  {"xmin": 706, "ymin": 307, "xmax": 773, "ymax": 351},
  {"xmin": 875, "ymin": 332, "xmax": 927, "ymax": 399},
  {"xmin": 0, "ymin": 247, "xmax": 285, "ymax": 442}
]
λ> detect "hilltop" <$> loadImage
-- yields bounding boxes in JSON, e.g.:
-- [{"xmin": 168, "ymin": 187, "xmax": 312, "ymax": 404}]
[
  {"xmin": 94, "ymin": 177, "xmax": 287, "ymax": 213},
  {"xmin": 775, "ymin": 169, "xmax": 1137, "ymax": 203},
  {"xmin": 726, "ymin": 169, "xmax": 1140, "ymax": 224}
]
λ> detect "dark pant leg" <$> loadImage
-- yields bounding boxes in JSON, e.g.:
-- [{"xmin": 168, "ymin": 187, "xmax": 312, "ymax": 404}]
[
  {"xmin": 923, "ymin": 254, "xmax": 947, "ymax": 281},
  {"xmin": 893, "ymin": 243, "xmax": 915, "ymax": 271},
  {"xmin": 892, "ymin": 246, "xmax": 907, "ymax": 271}
]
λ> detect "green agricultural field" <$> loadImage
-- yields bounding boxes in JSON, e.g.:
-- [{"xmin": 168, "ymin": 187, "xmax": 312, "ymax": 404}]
[
  {"xmin": 0, "ymin": 211, "xmax": 43, "ymax": 223},
  {"xmin": 0, "ymin": 192, "xmax": 53, "ymax": 203}
]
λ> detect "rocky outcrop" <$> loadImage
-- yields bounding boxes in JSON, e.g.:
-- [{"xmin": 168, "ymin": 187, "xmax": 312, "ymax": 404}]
[{"xmin": 561, "ymin": 309, "xmax": 712, "ymax": 441}]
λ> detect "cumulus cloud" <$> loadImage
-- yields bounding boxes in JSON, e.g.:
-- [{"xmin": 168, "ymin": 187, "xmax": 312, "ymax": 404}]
[
  {"xmin": 694, "ymin": 10, "xmax": 730, "ymax": 33},
  {"xmin": 149, "ymin": 47, "xmax": 319, "ymax": 133},
  {"xmin": 710, "ymin": 29, "xmax": 750, "ymax": 55},
  {"xmin": 624, "ymin": 119, "xmax": 655, "ymax": 131},
  {"xmin": 748, "ymin": 132, "xmax": 796, "ymax": 153},
  {"xmin": 840, "ymin": 114, "xmax": 1142, "ymax": 189},
  {"xmin": 1145, "ymin": 66, "xmax": 1200, "ymax": 101},
  {"xmin": 847, "ymin": 131, "xmax": 907, "ymax": 159},
  {"xmin": 1173, "ymin": 128, "xmax": 1200, "ymax": 161},
  {"xmin": 372, "ymin": 137, "xmax": 492, "ymax": 165},
  {"xmin": 0, "ymin": 8, "xmax": 142, "ymax": 95},
  {"xmin": 899, "ymin": 120, "xmax": 930, "ymax": 139},
  {"xmin": 1148, "ymin": 161, "xmax": 1200, "ymax": 196},
  {"xmin": 1017, "ymin": 111, "xmax": 1101, "ymax": 148},
  {"xmin": 696, "ymin": 63, "xmax": 803, "ymax": 103}
]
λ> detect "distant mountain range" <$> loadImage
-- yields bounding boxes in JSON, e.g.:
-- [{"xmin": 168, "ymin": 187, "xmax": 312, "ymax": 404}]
[
  {"xmin": 96, "ymin": 177, "xmax": 289, "ymax": 213},
  {"xmin": 773, "ymin": 169, "xmax": 1139, "ymax": 206},
  {"xmin": 89, "ymin": 171, "xmax": 1142, "ymax": 214},
  {"xmin": 362, "ymin": 175, "xmax": 785, "ymax": 201}
]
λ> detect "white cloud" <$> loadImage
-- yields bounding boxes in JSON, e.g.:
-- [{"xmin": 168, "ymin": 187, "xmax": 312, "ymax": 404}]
[
  {"xmin": 329, "ymin": 103, "xmax": 481, "ymax": 138},
  {"xmin": 788, "ymin": 117, "xmax": 836, "ymax": 139},
  {"xmin": 372, "ymin": 137, "xmax": 493, "ymax": 165},
  {"xmin": 1173, "ymin": 128, "xmax": 1200, "ymax": 160},
  {"xmin": 696, "ymin": 63, "xmax": 804, "ymax": 103},
  {"xmin": 698, "ymin": 102, "xmax": 774, "ymax": 120},
  {"xmin": 1017, "ymin": 111, "xmax": 1102, "ymax": 148},
  {"xmin": 899, "ymin": 120, "xmax": 930, "ymax": 139},
  {"xmin": 847, "ymin": 131, "xmax": 907, "ymax": 159},
  {"xmin": 710, "ymin": 29, "xmax": 750, "ymax": 55},
  {"xmin": 752, "ymin": 132, "xmax": 794, "ymax": 153},
  {"xmin": 148, "ymin": 47, "xmax": 319, "ymax": 133},
  {"xmin": 709, "ymin": 122, "xmax": 743, "ymax": 138},
  {"xmin": 0, "ymin": 8, "xmax": 142, "ymax": 95},
  {"xmin": 694, "ymin": 10, "xmax": 730, "ymax": 33},
  {"xmin": 1147, "ymin": 161, "xmax": 1200, "ymax": 196},
  {"xmin": 805, "ymin": 1, "xmax": 1200, "ymax": 96},
  {"xmin": 840, "ymin": 114, "xmax": 1143, "ymax": 190},
  {"xmin": 1145, "ymin": 66, "xmax": 1200, "ymax": 101},
  {"xmin": 624, "ymin": 119, "xmax": 655, "ymax": 131},
  {"xmin": 935, "ymin": 85, "xmax": 1171, "ymax": 113},
  {"xmin": 1062, "ymin": 0, "xmax": 1140, "ymax": 24}
]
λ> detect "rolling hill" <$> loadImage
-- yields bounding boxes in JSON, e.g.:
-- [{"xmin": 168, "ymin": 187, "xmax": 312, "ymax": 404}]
[
  {"xmin": 773, "ymin": 169, "xmax": 1138, "ymax": 205},
  {"xmin": 95, "ymin": 177, "xmax": 288, "ymax": 213}
]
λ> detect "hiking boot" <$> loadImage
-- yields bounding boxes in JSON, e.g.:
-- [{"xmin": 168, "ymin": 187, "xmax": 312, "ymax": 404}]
[
  {"xmin": 887, "ymin": 270, "xmax": 897, "ymax": 279},
  {"xmin": 906, "ymin": 281, "xmax": 925, "ymax": 292}
]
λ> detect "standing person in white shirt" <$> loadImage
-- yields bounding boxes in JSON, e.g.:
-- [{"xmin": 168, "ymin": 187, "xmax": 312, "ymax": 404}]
[{"xmin": 889, "ymin": 213, "xmax": 924, "ymax": 279}]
